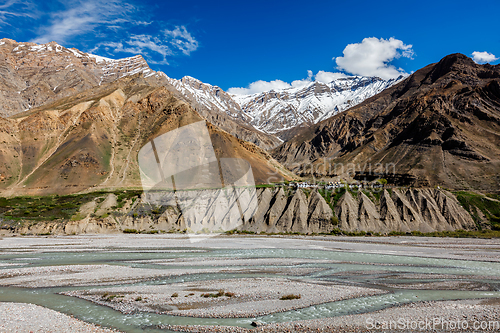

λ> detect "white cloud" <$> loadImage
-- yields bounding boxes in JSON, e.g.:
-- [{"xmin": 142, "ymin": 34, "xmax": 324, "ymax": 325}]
[
  {"xmin": 133, "ymin": 21, "xmax": 152, "ymax": 26},
  {"xmin": 31, "ymin": 0, "xmax": 132, "ymax": 44},
  {"xmin": 315, "ymin": 70, "xmax": 348, "ymax": 83},
  {"xmin": 228, "ymin": 70, "xmax": 350, "ymax": 95},
  {"xmin": 290, "ymin": 70, "xmax": 313, "ymax": 89},
  {"xmin": 90, "ymin": 38, "xmax": 171, "ymax": 65},
  {"xmin": 229, "ymin": 37, "xmax": 414, "ymax": 95},
  {"xmin": 2, "ymin": 0, "xmax": 199, "ymax": 66},
  {"xmin": 128, "ymin": 35, "xmax": 172, "ymax": 59},
  {"xmin": 0, "ymin": 0, "xmax": 19, "ymax": 9},
  {"xmin": 335, "ymin": 37, "xmax": 414, "ymax": 79},
  {"xmin": 163, "ymin": 26, "xmax": 198, "ymax": 56},
  {"xmin": 0, "ymin": 0, "xmax": 36, "ymax": 26},
  {"xmin": 472, "ymin": 51, "xmax": 498, "ymax": 64},
  {"xmin": 90, "ymin": 28, "xmax": 199, "ymax": 65},
  {"xmin": 228, "ymin": 79, "xmax": 292, "ymax": 95}
]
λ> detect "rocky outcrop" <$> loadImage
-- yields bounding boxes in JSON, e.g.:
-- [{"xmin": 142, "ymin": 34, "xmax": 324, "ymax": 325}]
[
  {"xmin": 0, "ymin": 39, "xmax": 153, "ymax": 118},
  {"xmin": 379, "ymin": 189, "xmax": 404, "ymax": 232},
  {"xmin": 307, "ymin": 190, "xmax": 335, "ymax": 233},
  {"xmin": 357, "ymin": 192, "xmax": 381, "ymax": 231},
  {"xmin": 262, "ymin": 188, "xmax": 290, "ymax": 233},
  {"xmin": 335, "ymin": 190, "xmax": 358, "ymax": 231},
  {"xmin": 0, "ymin": 79, "xmax": 291, "ymax": 197},
  {"xmin": 435, "ymin": 190, "xmax": 477, "ymax": 230},
  {"xmin": 239, "ymin": 188, "xmax": 336, "ymax": 234},
  {"xmin": 275, "ymin": 188, "xmax": 309, "ymax": 233}
]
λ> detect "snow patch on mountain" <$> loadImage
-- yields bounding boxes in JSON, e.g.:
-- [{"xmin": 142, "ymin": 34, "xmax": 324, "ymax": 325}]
[{"xmin": 164, "ymin": 75, "xmax": 248, "ymax": 121}]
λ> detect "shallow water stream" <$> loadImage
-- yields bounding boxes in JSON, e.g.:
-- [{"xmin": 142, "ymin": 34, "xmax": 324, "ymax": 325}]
[{"xmin": 1, "ymin": 246, "xmax": 500, "ymax": 332}]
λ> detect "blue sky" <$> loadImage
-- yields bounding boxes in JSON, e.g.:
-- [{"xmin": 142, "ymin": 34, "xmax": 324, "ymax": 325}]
[{"xmin": 1, "ymin": 0, "xmax": 499, "ymax": 93}]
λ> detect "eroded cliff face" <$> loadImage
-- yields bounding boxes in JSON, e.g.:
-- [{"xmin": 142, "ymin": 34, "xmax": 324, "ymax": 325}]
[
  {"xmin": 11, "ymin": 188, "xmax": 477, "ymax": 236},
  {"xmin": 335, "ymin": 188, "xmax": 476, "ymax": 233}
]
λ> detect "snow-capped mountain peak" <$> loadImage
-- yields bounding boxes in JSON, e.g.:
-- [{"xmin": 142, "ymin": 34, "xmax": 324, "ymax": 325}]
[{"xmin": 230, "ymin": 75, "xmax": 404, "ymax": 134}]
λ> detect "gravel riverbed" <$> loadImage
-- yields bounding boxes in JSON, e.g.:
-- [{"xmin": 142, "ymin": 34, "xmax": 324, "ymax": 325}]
[
  {"xmin": 0, "ymin": 302, "xmax": 121, "ymax": 333},
  {"xmin": 1, "ymin": 234, "xmax": 499, "ymax": 332},
  {"xmin": 64, "ymin": 277, "xmax": 386, "ymax": 318},
  {"xmin": 161, "ymin": 299, "xmax": 500, "ymax": 332}
]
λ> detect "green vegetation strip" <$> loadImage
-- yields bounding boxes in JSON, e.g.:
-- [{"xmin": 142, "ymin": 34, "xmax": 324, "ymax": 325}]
[
  {"xmin": 0, "ymin": 190, "xmax": 142, "ymax": 223},
  {"xmin": 454, "ymin": 191, "xmax": 500, "ymax": 230}
]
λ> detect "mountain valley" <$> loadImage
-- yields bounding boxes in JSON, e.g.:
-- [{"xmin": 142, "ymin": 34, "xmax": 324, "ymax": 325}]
[{"xmin": 1, "ymin": 40, "xmax": 499, "ymax": 235}]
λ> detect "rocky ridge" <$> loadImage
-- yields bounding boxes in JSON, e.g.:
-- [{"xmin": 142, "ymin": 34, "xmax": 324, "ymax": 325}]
[
  {"xmin": 10, "ymin": 187, "xmax": 477, "ymax": 235},
  {"xmin": 166, "ymin": 72, "xmax": 402, "ymax": 138},
  {"xmin": 0, "ymin": 39, "xmax": 408, "ymax": 148},
  {"xmin": 0, "ymin": 39, "xmax": 281, "ymax": 149},
  {"xmin": 0, "ymin": 38, "xmax": 153, "ymax": 117},
  {"xmin": 159, "ymin": 73, "xmax": 282, "ymax": 149}
]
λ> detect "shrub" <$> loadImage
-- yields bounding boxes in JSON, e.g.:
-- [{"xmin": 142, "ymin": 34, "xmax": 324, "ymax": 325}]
[
  {"xmin": 328, "ymin": 228, "xmax": 342, "ymax": 235},
  {"xmin": 388, "ymin": 231, "xmax": 406, "ymax": 236},
  {"xmin": 200, "ymin": 290, "xmax": 231, "ymax": 298},
  {"xmin": 455, "ymin": 191, "xmax": 500, "ymax": 229},
  {"xmin": 280, "ymin": 294, "xmax": 301, "ymax": 300},
  {"xmin": 123, "ymin": 228, "xmax": 139, "ymax": 234},
  {"xmin": 378, "ymin": 178, "xmax": 388, "ymax": 185},
  {"xmin": 171, "ymin": 293, "xmax": 178, "ymax": 297},
  {"xmin": 105, "ymin": 294, "xmax": 122, "ymax": 301},
  {"xmin": 331, "ymin": 188, "xmax": 346, "ymax": 207}
]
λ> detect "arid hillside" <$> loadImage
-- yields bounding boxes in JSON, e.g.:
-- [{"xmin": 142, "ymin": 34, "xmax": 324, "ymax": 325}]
[{"xmin": 0, "ymin": 75, "xmax": 292, "ymax": 196}]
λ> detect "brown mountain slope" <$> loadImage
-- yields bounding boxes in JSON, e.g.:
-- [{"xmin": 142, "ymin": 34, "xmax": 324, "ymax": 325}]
[
  {"xmin": 273, "ymin": 54, "xmax": 500, "ymax": 191},
  {"xmin": 0, "ymin": 76, "xmax": 291, "ymax": 196}
]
